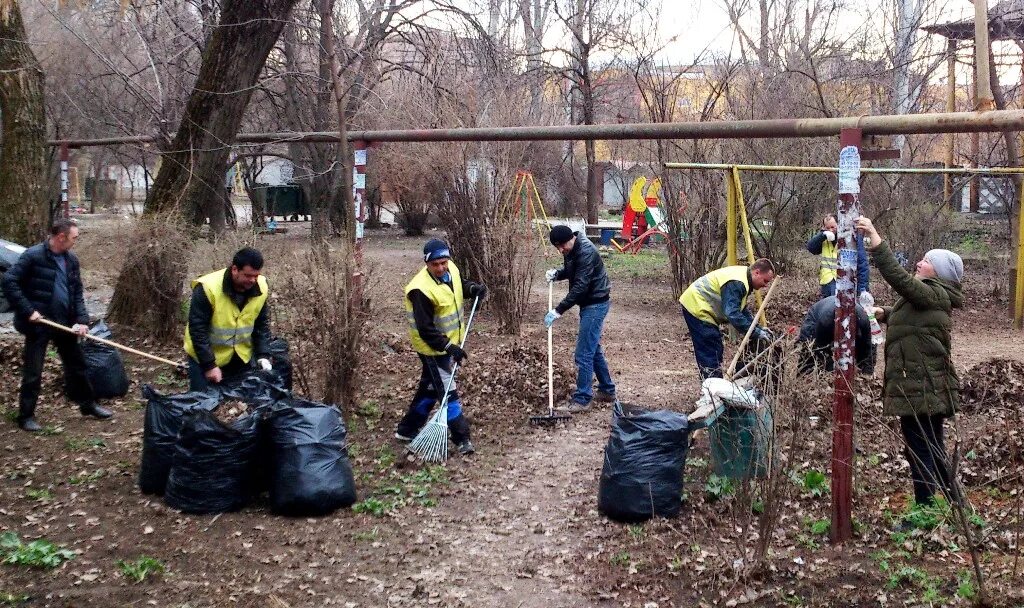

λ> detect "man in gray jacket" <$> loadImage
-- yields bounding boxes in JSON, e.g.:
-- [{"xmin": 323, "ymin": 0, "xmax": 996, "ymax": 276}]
[{"xmin": 544, "ymin": 225, "xmax": 615, "ymax": 412}]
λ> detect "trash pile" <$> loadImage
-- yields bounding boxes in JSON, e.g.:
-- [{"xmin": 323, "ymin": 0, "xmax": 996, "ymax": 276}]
[{"xmin": 139, "ymin": 341, "xmax": 356, "ymax": 516}]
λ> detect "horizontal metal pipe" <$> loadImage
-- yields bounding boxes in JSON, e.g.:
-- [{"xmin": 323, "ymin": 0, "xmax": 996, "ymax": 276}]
[
  {"xmin": 664, "ymin": 162, "xmax": 1024, "ymax": 175},
  {"xmin": 47, "ymin": 108, "xmax": 1024, "ymax": 148}
]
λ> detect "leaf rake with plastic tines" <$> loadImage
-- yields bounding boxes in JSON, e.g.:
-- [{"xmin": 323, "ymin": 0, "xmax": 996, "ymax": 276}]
[{"xmin": 408, "ymin": 296, "xmax": 480, "ymax": 462}]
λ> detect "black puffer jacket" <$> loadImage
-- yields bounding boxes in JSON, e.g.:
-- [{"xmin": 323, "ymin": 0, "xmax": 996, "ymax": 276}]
[
  {"xmin": 0, "ymin": 241, "xmax": 89, "ymax": 334},
  {"xmin": 553, "ymin": 232, "xmax": 611, "ymax": 313}
]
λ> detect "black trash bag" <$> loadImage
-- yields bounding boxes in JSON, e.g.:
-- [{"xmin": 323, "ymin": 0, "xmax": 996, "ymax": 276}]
[
  {"xmin": 597, "ymin": 403, "xmax": 690, "ymax": 523},
  {"xmin": 83, "ymin": 321, "xmax": 130, "ymax": 398},
  {"xmin": 164, "ymin": 407, "xmax": 262, "ymax": 514},
  {"xmin": 268, "ymin": 398, "xmax": 356, "ymax": 516},
  {"xmin": 138, "ymin": 385, "xmax": 220, "ymax": 495},
  {"xmin": 266, "ymin": 337, "xmax": 293, "ymax": 390},
  {"xmin": 218, "ymin": 372, "xmax": 290, "ymax": 408}
]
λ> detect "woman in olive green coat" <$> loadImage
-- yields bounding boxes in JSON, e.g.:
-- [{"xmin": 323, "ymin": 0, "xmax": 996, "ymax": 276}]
[{"xmin": 855, "ymin": 216, "xmax": 964, "ymax": 506}]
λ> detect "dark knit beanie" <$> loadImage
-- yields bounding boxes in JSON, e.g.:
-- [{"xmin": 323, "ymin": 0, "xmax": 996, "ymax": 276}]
[
  {"xmin": 423, "ymin": 238, "xmax": 451, "ymax": 262},
  {"xmin": 549, "ymin": 225, "xmax": 574, "ymax": 246}
]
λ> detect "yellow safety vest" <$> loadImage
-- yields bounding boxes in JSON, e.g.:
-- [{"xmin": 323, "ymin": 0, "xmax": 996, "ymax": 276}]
[
  {"xmin": 184, "ymin": 269, "xmax": 269, "ymax": 367},
  {"xmin": 679, "ymin": 266, "xmax": 751, "ymax": 325},
  {"xmin": 404, "ymin": 261, "xmax": 465, "ymax": 356},
  {"xmin": 819, "ymin": 239, "xmax": 838, "ymax": 285}
]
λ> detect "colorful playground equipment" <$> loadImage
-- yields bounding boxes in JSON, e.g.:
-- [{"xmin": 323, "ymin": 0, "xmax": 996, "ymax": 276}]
[
  {"xmin": 614, "ymin": 176, "xmax": 668, "ymax": 253},
  {"xmin": 501, "ymin": 170, "xmax": 552, "ymax": 249}
]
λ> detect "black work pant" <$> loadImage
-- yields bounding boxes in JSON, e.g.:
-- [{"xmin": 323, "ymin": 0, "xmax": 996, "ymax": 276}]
[
  {"xmin": 396, "ymin": 353, "xmax": 470, "ymax": 444},
  {"xmin": 18, "ymin": 328, "xmax": 96, "ymax": 422},
  {"xmin": 900, "ymin": 414, "xmax": 956, "ymax": 505}
]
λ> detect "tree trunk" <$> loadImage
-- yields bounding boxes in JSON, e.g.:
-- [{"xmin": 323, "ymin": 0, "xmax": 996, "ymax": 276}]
[
  {"xmin": 143, "ymin": 0, "xmax": 300, "ymax": 223},
  {"xmin": 0, "ymin": 0, "xmax": 49, "ymax": 246},
  {"xmin": 108, "ymin": 0, "xmax": 299, "ymax": 337}
]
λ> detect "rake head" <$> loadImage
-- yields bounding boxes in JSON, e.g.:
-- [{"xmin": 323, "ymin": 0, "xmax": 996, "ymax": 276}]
[
  {"xmin": 408, "ymin": 416, "xmax": 449, "ymax": 462},
  {"xmin": 529, "ymin": 411, "xmax": 572, "ymax": 426}
]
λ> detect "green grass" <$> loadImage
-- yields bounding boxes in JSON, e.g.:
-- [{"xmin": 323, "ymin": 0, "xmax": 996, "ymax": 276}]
[
  {"xmin": 798, "ymin": 469, "xmax": 829, "ymax": 497},
  {"xmin": 65, "ymin": 437, "xmax": 106, "ymax": 451},
  {"xmin": 25, "ymin": 488, "xmax": 52, "ymax": 502},
  {"xmin": 610, "ymin": 550, "xmax": 631, "ymax": 567},
  {"xmin": 116, "ymin": 556, "xmax": 165, "ymax": 583},
  {"xmin": 0, "ymin": 591, "xmax": 30, "ymax": 605},
  {"xmin": 352, "ymin": 466, "xmax": 446, "ymax": 516},
  {"xmin": 602, "ymin": 250, "xmax": 669, "ymax": 280},
  {"xmin": 627, "ymin": 524, "xmax": 646, "ymax": 541},
  {"xmin": 69, "ymin": 469, "xmax": 105, "ymax": 485},
  {"xmin": 704, "ymin": 474, "xmax": 736, "ymax": 500},
  {"xmin": 0, "ymin": 532, "xmax": 75, "ymax": 569},
  {"xmin": 38, "ymin": 425, "xmax": 64, "ymax": 436},
  {"xmin": 154, "ymin": 372, "xmax": 187, "ymax": 389},
  {"xmin": 352, "ymin": 527, "xmax": 380, "ymax": 542}
]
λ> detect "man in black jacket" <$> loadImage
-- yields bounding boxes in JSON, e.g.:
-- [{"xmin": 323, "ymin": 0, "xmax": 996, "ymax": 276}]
[
  {"xmin": 544, "ymin": 225, "xmax": 616, "ymax": 412},
  {"xmin": 1, "ymin": 219, "xmax": 111, "ymax": 432},
  {"xmin": 796, "ymin": 295, "xmax": 875, "ymax": 374}
]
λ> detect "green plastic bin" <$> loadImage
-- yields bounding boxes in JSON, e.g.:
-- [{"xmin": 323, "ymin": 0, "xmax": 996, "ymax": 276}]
[{"xmin": 709, "ymin": 403, "xmax": 774, "ymax": 479}]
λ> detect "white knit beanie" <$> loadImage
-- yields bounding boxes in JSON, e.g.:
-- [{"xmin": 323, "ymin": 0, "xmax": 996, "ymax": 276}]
[{"xmin": 924, "ymin": 249, "xmax": 964, "ymax": 283}]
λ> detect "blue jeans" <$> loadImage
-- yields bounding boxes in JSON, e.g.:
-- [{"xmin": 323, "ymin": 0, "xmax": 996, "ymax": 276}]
[
  {"xmin": 573, "ymin": 301, "xmax": 615, "ymax": 405},
  {"xmin": 682, "ymin": 306, "xmax": 724, "ymax": 381}
]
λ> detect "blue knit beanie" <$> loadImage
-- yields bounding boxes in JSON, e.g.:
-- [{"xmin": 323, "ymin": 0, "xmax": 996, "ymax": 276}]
[{"xmin": 423, "ymin": 238, "xmax": 451, "ymax": 262}]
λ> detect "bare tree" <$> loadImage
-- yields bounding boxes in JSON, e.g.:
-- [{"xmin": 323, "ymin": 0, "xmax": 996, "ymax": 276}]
[{"xmin": 0, "ymin": 0, "xmax": 48, "ymax": 245}]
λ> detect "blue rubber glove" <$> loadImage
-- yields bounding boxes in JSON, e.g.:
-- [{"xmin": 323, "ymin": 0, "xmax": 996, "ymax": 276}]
[{"xmin": 544, "ymin": 309, "xmax": 561, "ymax": 328}]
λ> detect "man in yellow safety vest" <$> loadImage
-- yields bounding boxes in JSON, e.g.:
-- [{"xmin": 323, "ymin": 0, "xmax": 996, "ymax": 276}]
[
  {"xmin": 806, "ymin": 214, "xmax": 870, "ymax": 299},
  {"xmin": 184, "ymin": 247, "xmax": 272, "ymax": 391},
  {"xmin": 396, "ymin": 239, "xmax": 487, "ymax": 456},
  {"xmin": 679, "ymin": 258, "xmax": 776, "ymax": 380}
]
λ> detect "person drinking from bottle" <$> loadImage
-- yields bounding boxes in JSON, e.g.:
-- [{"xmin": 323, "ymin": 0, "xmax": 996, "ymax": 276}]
[
  {"xmin": 543, "ymin": 225, "xmax": 616, "ymax": 413},
  {"xmin": 395, "ymin": 238, "xmax": 487, "ymax": 456}
]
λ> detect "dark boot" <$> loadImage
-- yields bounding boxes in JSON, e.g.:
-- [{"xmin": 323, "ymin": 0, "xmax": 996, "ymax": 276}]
[
  {"xmin": 396, "ymin": 409, "xmax": 429, "ymax": 442},
  {"xmin": 80, "ymin": 403, "xmax": 113, "ymax": 420},
  {"xmin": 448, "ymin": 414, "xmax": 473, "ymax": 455},
  {"xmin": 18, "ymin": 417, "xmax": 42, "ymax": 433}
]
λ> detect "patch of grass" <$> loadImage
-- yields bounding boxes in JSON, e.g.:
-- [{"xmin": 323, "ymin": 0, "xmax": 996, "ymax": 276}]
[
  {"xmin": 69, "ymin": 469, "xmax": 105, "ymax": 485},
  {"xmin": 65, "ymin": 437, "xmax": 106, "ymax": 451},
  {"xmin": 667, "ymin": 555, "xmax": 684, "ymax": 573},
  {"xmin": 704, "ymin": 474, "xmax": 735, "ymax": 500},
  {"xmin": 610, "ymin": 550, "xmax": 631, "ymax": 567},
  {"xmin": 781, "ymin": 591, "xmax": 804, "ymax": 606},
  {"xmin": 956, "ymin": 570, "xmax": 976, "ymax": 600},
  {"xmin": 751, "ymin": 499, "xmax": 765, "ymax": 515},
  {"xmin": 352, "ymin": 466, "xmax": 447, "ymax": 516},
  {"xmin": 799, "ymin": 470, "xmax": 829, "ymax": 497},
  {"xmin": 352, "ymin": 527, "xmax": 380, "ymax": 542},
  {"xmin": 3, "ymin": 410, "xmax": 17, "ymax": 424},
  {"xmin": 154, "ymin": 372, "xmax": 187, "ymax": 389},
  {"xmin": 116, "ymin": 556, "xmax": 165, "ymax": 583},
  {"xmin": 374, "ymin": 445, "xmax": 395, "ymax": 470},
  {"xmin": 688, "ymin": 456, "xmax": 707, "ymax": 469},
  {"xmin": 0, "ymin": 591, "xmax": 30, "ymax": 605},
  {"xmin": 356, "ymin": 400, "xmax": 382, "ymax": 420},
  {"xmin": 0, "ymin": 532, "xmax": 75, "ymax": 569},
  {"xmin": 957, "ymin": 234, "xmax": 991, "ymax": 256},
  {"xmin": 807, "ymin": 518, "xmax": 830, "ymax": 536},
  {"xmin": 25, "ymin": 488, "xmax": 52, "ymax": 502},
  {"xmin": 603, "ymin": 251, "xmax": 669, "ymax": 280},
  {"xmin": 38, "ymin": 425, "xmax": 64, "ymax": 436},
  {"xmin": 627, "ymin": 524, "xmax": 646, "ymax": 541}
]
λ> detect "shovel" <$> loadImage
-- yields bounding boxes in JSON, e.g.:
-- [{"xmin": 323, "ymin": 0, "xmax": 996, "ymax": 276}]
[
  {"xmin": 37, "ymin": 317, "xmax": 186, "ymax": 373},
  {"xmin": 530, "ymin": 281, "xmax": 572, "ymax": 426}
]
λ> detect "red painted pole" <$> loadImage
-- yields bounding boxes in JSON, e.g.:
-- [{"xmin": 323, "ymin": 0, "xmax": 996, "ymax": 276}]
[
  {"xmin": 60, "ymin": 142, "xmax": 70, "ymax": 219},
  {"xmin": 831, "ymin": 128, "xmax": 861, "ymax": 544}
]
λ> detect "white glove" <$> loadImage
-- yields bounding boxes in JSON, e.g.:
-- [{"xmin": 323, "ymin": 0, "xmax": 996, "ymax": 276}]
[
  {"xmin": 545, "ymin": 269, "xmax": 559, "ymax": 282},
  {"xmin": 257, "ymin": 358, "xmax": 272, "ymax": 372},
  {"xmin": 823, "ymin": 230, "xmax": 836, "ymax": 242}
]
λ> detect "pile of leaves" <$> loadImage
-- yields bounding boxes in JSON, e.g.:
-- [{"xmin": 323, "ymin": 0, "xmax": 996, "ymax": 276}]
[
  {"xmin": 959, "ymin": 358, "xmax": 1024, "ymax": 413},
  {"xmin": 212, "ymin": 400, "xmax": 251, "ymax": 425},
  {"xmin": 458, "ymin": 340, "xmax": 575, "ymax": 431}
]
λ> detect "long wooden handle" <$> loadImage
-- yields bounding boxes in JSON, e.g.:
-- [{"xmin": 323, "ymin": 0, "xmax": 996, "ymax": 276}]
[
  {"xmin": 547, "ymin": 281, "xmax": 554, "ymax": 416},
  {"xmin": 37, "ymin": 318, "xmax": 183, "ymax": 368},
  {"xmin": 725, "ymin": 276, "xmax": 782, "ymax": 380}
]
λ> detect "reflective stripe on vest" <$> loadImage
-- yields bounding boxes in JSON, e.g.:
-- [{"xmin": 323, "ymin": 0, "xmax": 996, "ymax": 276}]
[
  {"xmin": 678, "ymin": 266, "xmax": 750, "ymax": 325},
  {"xmin": 819, "ymin": 240, "xmax": 838, "ymax": 285},
  {"xmin": 184, "ymin": 269, "xmax": 269, "ymax": 367},
  {"xmin": 404, "ymin": 261, "xmax": 465, "ymax": 356}
]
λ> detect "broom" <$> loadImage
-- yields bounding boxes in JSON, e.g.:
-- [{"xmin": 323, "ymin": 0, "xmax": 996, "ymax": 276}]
[{"xmin": 408, "ymin": 295, "xmax": 481, "ymax": 462}]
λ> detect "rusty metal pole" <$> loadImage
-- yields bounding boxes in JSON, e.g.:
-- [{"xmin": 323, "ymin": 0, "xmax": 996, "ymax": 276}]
[
  {"xmin": 59, "ymin": 142, "xmax": 70, "ymax": 219},
  {"xmin": 832, "ymin": 128, "xmax": 861, "ymax": 544},
  {"xmin": 352, "ymin": 140, "xmax": 368, "ymax": 284},
  {"xmin": 944, "ymin": 39, "xmax": 957, "ymax": 207}
]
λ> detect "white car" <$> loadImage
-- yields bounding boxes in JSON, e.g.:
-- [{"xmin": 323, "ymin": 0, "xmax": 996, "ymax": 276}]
[{"xmin": 0, "ymin": 238, "xmax": 28, "ymax": 314}]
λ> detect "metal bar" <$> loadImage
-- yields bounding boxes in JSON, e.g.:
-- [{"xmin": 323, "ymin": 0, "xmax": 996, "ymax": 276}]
[
  {"xmin": 664, "ymin": 162, "xmax": 1024, "ymax": 175},
  {"xmin": 353, "ymin": 140, "xmax": 368, "ymax": 279},
  {"xmin": 731, "ymin": 168, "xmax": 764, "ymax": 317},
  {"xmin": 945, "ymin": 39, "xmax": 958, "ymax": 205},
  {"xmin": 1015, "ymin": 183, "xmax": 1024, "ymax": 329},
  {"xmin": 46, "ymin": 109, "xmax": 1024, "ymax": 148},
  {"xmin": 725, "ymin": 172, "xmax": 737, "ymax": 265},
  {"xmin": 59, "ymin": 143, "xmax": 70, "ymax": 219},
  {"xmin": 831, "ymin": 128, "xmax": 860, "ymax": 544}
]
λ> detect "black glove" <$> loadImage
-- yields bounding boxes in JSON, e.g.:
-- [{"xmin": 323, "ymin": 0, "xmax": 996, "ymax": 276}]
[
  {"xmin": 445, "ymin": 344, "xmax": 467, "ymax": 363},
  {"xmin": 469, "ymin": 284, "xmax": 488, "ymax": 300}
]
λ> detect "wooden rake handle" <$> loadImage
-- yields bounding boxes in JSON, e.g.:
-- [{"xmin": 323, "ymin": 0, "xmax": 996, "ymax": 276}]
[
  {"xmin": 36, "ymin": 318, "xmax": 184, "ymax": 369},
  {"xmin": 725, "ymin": 276, "xmax": 782, "ymax": 380}
]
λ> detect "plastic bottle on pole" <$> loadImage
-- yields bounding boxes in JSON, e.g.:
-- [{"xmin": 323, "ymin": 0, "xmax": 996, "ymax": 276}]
[{"xmin": 859, "ymin": 291, "xmax": 884, "ymax": 345}]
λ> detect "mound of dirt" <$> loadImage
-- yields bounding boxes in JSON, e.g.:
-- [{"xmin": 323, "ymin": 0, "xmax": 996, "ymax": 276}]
[{"xmin": 959, "ymin": 358, "xmax": 1024, "ymax": 412}]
